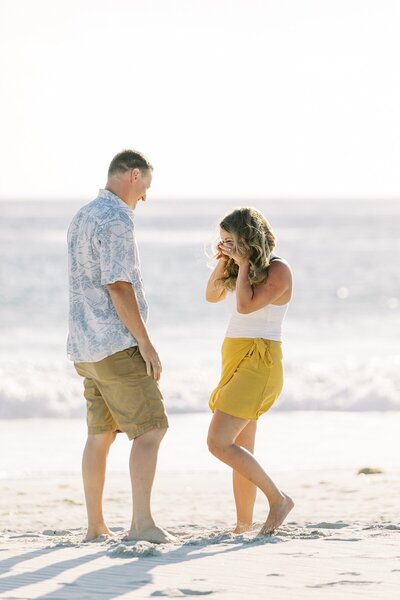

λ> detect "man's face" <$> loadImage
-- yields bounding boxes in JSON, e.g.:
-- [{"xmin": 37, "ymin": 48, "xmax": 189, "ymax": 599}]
[{"xmin": 131, "ymin": 168, "xmax": 152, "ymax": 203}]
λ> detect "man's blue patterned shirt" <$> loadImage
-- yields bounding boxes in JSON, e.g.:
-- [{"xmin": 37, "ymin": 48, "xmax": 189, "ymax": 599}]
[{"xmin": 67, "ymin": 189, "xmax": 148, "ymax": 362}]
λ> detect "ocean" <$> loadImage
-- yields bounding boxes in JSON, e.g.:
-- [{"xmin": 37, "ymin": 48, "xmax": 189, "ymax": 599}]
[{"xmin": 0, "ymin": 197, "xmax": 399, "ymax": 418}]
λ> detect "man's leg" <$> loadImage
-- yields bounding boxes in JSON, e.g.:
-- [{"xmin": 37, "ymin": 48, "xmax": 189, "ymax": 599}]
[
  {"xmin": 127, "ymin": 427, "xmax": 176, "ymax": 543},
  {"xmin": 82, "ymin": 431, "xmax": 116, "ymax": 541}
]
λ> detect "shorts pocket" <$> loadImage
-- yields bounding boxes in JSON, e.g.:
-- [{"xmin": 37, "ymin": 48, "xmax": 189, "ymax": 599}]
[{"xmin": 125, "ymin": 346, "xmax": 139, "ymax": 358}]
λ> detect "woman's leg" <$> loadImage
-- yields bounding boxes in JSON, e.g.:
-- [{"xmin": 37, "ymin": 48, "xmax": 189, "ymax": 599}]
[
  {"xmin": 207, "ymin": 409, "xmax": 294, "ymax": 534},
  {"xmin": 232, "ymin": 420, "xmax": 257, "ymax": 533}
]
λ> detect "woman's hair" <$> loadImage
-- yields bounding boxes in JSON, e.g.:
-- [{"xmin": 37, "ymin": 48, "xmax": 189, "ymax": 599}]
[{"xmin": 217, "ymin": 207, "xmax": 276, "ymax": 291}]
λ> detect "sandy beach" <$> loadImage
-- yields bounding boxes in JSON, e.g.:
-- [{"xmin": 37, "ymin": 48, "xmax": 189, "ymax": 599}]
[
  {"xmin": 1, "ymin": 413, "xmax": 399, "ymax": 599},
  {"xmin": 2, "ymin": 0, "xmax": 400, "ymax": 596},
  {"xmin": 1, "ymin": 199, "xmax": 399, "ymax": 599}
]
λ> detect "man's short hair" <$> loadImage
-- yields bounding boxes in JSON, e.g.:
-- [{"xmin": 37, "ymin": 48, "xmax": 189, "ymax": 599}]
[{"xmin": 108, "ymin": 150, "xmax": 153, "ymax": 178}]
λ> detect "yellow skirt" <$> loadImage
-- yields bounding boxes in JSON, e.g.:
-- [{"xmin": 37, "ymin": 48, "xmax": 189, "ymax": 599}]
[{"xmin": 209, "ymin": 337, "xmax": 283, "ymax": 421}]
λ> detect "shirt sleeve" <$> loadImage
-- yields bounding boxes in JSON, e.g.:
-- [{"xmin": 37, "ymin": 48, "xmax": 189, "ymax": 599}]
[{"xmin": 97, "ymin": 217, "xmax": 137, "ymax": 286}]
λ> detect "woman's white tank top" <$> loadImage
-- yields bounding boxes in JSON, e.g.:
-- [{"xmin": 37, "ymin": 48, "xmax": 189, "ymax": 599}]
[
  {"xmin": 225, "ymin": 294, "xmax": 288, "ymax": 341},
  {"xmin": 225, "ymin": 259, "xmax": 289, "ymax": 342}
]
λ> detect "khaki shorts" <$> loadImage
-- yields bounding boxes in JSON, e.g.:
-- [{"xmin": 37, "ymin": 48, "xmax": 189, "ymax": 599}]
[{"xmin": 74, "ymin": 346, "xmax": 169, "ymax": 440}]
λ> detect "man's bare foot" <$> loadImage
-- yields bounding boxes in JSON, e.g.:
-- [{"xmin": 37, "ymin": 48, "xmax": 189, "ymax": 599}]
[
  {"xmin": 127, "ymin": 525, "xmax": 177, "ymax": 544},
  {"xmin": 232, "ymin": 522, "xmax": 253, "ymax": 534},
  {"xmin": 84, "ymin": 525, "xmax": 113, "ymax": 542},
  {"xmin": 258, "ymin": 493, "xmax": 294, "ymax": 536}
]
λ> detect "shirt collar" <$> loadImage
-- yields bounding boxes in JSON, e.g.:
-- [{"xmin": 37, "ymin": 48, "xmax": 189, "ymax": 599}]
[{"xmin": 98, "ymin": 189, "xmax": 135, "ymax": 215}]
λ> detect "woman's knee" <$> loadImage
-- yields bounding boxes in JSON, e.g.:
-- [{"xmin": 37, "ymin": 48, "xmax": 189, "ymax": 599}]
[{"xmin": 207, "ymin": 432, "xmax": 229, "ymax": 457}]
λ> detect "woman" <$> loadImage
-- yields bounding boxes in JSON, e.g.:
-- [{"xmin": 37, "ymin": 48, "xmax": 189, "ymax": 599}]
[{"xmin": 206, "ymin": 207, "xmax": 294, "ymax": 535}]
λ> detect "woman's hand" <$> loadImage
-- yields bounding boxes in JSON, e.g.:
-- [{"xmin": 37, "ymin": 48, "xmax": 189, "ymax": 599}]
[
  {"xmin": 218, "ymin": 241, "xmax": 249, "ymax": 267},
  {"xmin": 216, "ymin": 241, "xmax": 230, "ymax": 262}
]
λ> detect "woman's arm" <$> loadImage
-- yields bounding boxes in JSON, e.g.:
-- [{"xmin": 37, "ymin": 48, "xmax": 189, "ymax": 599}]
[
  {"xmin": 205, "ymin": 256, "xmax": 228, "ymax": 303},
  {"xmin": 235, "ymin": 259, "xmax": 292, "ymax": 314}
]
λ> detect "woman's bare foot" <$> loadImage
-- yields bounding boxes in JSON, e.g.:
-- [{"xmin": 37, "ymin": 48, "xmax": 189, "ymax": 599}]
[
  {"xmin": 84, "ymin": 524, "xmax": 113, "ymax": 542},
  {"xmin": 232, "ymin": 522, "xmax": 253, "ymax": 534},
  {"xmin": 127, "ymin": 525, "xmax": 177, "ymax": 544},
  {"xmin": 258, "ymin": 493, "xmax": 294, "ymax": 536}
]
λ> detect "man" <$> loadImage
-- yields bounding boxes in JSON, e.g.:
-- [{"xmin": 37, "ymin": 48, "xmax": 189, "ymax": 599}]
[{"xmin": 67, "ymin": 149, "xmax": 174, "ymax": 544}]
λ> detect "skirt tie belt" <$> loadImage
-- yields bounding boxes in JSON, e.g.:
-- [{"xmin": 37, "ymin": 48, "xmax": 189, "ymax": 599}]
[{"xmin": 249, "ymin": 338, "xmax": 274, "ymax": 368}]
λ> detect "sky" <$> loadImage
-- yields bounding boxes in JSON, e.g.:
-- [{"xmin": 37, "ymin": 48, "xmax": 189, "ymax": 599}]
[{"xmin": 0, "ymin": 0, "xmax": 399, "ymax": 201}]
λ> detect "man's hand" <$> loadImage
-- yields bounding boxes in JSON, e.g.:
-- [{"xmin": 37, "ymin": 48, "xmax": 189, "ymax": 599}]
[{"xmin": 138, "ymin": 340, "xmax": 162, "ymax": 381}]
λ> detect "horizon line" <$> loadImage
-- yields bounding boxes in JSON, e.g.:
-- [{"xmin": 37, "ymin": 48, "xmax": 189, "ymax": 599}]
[{"xmin": 1, "ymin": 195, "xmax": 399, "ymax": 203}]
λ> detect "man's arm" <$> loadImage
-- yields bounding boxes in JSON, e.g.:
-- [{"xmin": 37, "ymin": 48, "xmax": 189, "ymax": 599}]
[{"xmin": 106, "ymin": 281, "xmax": 161, "ymax": 380}]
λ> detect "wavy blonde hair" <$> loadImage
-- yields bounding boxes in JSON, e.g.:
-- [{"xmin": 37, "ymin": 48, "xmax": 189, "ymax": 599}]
[{"xmin": 217, "ymin": 207, "xmax": 276, "ymax": 291}]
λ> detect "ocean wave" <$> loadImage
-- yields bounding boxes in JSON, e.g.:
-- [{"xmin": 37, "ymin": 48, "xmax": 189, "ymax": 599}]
[{"xmin": 0, "ymin": 356, "xmax": 399, "ymax": 418}]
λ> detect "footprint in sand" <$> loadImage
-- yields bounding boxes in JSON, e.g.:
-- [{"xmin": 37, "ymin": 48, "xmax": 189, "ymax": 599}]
[
  {"xmin": 324, "ymin": 537, "xmax": 361, "ymax": 542},
  {"xmin": 9, "ymin": 533, "xmax": 42, "ymax": 539},
  {"xmin": 151, "ymin": 590, "xmax": 215, "ymax": 597},
  {"xmin": 42, "ymin": 529, "xmax": 72, "ymax": 536},
  {"xmin": 307, "ymin": 580, "xmax": 380, "ymax": 588},
  {"xmin": 108, "ymin": 542, "xmax": 162, "ymax": 557},
  {"xmin": 306, "ymin": 522, "xmax": 349, "ymax": 529}
]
